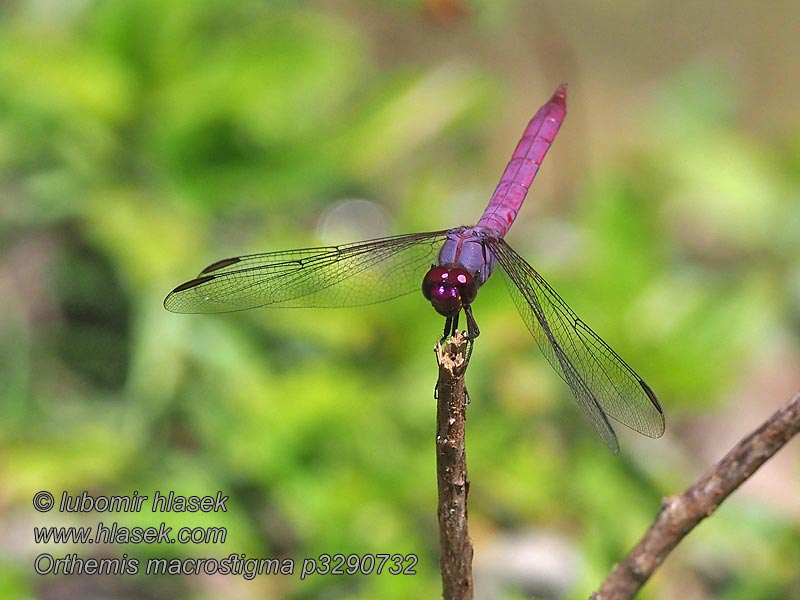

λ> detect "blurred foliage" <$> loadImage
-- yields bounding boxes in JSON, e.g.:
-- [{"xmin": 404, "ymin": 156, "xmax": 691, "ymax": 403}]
[{"xmin": 1, "ymin": 1, "xmax": 799, "ymax": 599}]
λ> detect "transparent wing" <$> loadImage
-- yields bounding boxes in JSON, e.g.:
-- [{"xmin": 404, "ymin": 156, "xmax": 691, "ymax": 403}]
[
  {"xmin": 164, "ymin": 230, "xmax": 450, "ymax": 313},
  {"xmin": 489, "ymin": 237, "xmax": 664, "ymax": 452}
]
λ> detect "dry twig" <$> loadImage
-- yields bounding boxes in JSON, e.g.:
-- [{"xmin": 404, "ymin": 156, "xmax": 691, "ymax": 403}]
[
  {"xmin": 435, "ymin": 332, "xmax": 474, "ymax": 600},
  {"xmin": 591, "ymin": 392, "xmax": 800, "ymax": 600}
]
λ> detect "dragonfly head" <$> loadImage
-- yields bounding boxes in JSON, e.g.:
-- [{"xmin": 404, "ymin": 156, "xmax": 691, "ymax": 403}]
[{"xmin": 422, "ymin": 265, "xmax": 478, "ymax": 317}]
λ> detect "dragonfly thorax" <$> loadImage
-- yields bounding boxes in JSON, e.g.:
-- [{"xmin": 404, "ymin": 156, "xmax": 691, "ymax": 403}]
[{"xmin": 421, "ymin": 265, "xmax": 478, "ymax": 317}]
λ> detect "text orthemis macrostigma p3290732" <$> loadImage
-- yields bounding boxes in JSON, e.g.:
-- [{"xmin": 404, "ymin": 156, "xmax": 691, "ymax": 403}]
[{"xmin": 164, "ymin": 85, "xmax": 665, "ymax": 453}]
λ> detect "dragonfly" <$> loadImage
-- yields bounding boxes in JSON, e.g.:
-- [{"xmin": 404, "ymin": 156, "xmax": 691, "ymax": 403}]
[{"xmin": 164, "ymin": 84, "xmax": 665, "ymax": 452}]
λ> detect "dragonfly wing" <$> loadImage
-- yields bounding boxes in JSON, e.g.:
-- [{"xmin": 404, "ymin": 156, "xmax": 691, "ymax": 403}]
[
  {"xmin": 164, "ymin": 230, "xmax": 450, "ymax": 313},
  {"xmin": 489, "ymin": 238, "xmax": 664, "ymax": 452}
]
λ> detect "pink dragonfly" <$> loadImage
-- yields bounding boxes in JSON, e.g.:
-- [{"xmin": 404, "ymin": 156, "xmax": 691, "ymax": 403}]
[{"xmin": 164, "ymin": 85, "xmax": 665, "ymax": 452}]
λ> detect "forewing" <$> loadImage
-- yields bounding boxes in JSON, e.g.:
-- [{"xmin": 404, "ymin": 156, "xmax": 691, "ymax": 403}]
[
  {"xmin": 164, "ymin": 230, "xmax": 449, "ymax": 313},
  {"xmin": 490, "ymin": 238, "xmax": 664, "ymax": 452}
]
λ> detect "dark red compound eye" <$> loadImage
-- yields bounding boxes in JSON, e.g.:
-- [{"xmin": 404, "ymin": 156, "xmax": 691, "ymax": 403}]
[{"xmin": 421, "ymin": 266, "xmax": 478, "ymax": 317}]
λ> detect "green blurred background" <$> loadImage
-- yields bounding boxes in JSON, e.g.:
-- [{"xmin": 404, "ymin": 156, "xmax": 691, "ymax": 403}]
[{"xmin": 2, "ymin": 1, "xmax": 799, "ymax": 598}]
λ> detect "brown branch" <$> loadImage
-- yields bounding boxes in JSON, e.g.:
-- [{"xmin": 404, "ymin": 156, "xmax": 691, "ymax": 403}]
[
  {"xmin": 435, "ymin": 331, "xmax": 474, "ymax": 600},
  {"xmin": 590, "ymin": 392, "xmax": 800, "ymax": 600}
]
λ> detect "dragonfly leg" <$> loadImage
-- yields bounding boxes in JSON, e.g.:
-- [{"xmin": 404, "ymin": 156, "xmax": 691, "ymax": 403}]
[
  {"xmin": 437, "ymin": 312, "xmax": 460, "ymax": 342},
  {"xmin": 434, "ymin": 315, "xmax": 455, "ymax": 398},
  {"xmin": 462, "ymin": 305, "xmax": 481, "ymax": 367},
  {"xmin": 440, "ymin": 314, "xmax": 455, "ymax": 344},
  {"xmin": 464, "ymin": 305, "xmax": 480, "ymax": 340}
]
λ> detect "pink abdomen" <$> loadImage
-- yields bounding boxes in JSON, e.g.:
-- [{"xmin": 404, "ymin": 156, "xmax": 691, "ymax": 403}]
[{"xmin": 476, "ymin": 84, "xmax": 567, "ymax": 236}]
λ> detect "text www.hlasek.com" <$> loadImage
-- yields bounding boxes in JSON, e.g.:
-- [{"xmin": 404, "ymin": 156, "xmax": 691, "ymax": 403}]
[{"xmin": 34, "ymin": 522, "xmax": 226, "ymax": 545}]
